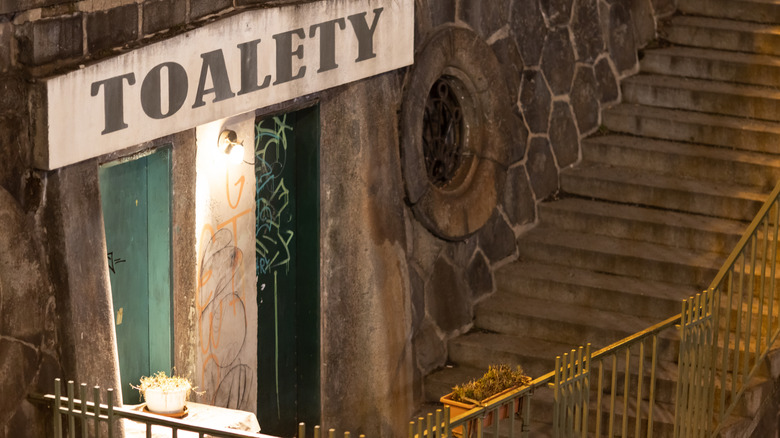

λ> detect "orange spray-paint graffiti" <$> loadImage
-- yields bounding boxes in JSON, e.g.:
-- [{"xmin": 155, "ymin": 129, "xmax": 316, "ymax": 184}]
[{"xmin": 197, "ymin": 154, "xmax": 256, "ymax": 411}]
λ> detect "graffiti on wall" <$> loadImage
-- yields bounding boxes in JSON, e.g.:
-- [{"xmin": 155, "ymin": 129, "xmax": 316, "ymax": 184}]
[
  {"xmin": 255, "ymin": 115, "xmax": 294, "ymax": 416},
  {"xmin": 197, "ymin": 142, "xmax": 256, "ymax": 411},
  {"xmin": 256, "ymin": 116, "xmax": 293, "ymax": 276}
]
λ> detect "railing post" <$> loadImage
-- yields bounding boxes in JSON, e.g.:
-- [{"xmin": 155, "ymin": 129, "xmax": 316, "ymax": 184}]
[
  {"xmin": 80, "ymin": 383, "xmax": 88, "ymax": 438},
  {"xmin": 93, "ymin": 386, "xmax": 101, "ymax": 438},
  {"xmin": 54, "ymin": 378, "xmax": 62, "ymax": 438},
  {"xmin": 107, "ymin": 388, "xmax": 114, "ymax": 438},
  {"xmin": 67, "ymin": 381, "xmax": 76, "ymax": 438}
]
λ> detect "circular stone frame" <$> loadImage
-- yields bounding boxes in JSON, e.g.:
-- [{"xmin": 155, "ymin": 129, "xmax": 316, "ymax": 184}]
[{"xmin": 401, "ymin": 26, "xmax": 513, "ymax": 239}]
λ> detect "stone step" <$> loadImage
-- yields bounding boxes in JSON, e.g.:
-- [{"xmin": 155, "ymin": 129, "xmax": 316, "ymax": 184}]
[
  {"xmin": 495, "ymin": 260, "xmax": 699, "ymax": 320},
  {"xmin": 664, "ymin": 15, "xmax": 780, "ymax": 56},
  {"xmin": 423, "ymin": 365, "xmax": 487, "ymax": 403},
  {"xmin": 640, "ymin": 46, "xmax": 780, "ymax": 87},
  {"xmin": 582, "ymin": 135, "xmax": 780, "ymax": 190},
  {"xmin": 475, "ymin": 294, "xmax": 677, "ymax": 354},
  {"xmin": 622, "ymin": 74, "xmax": 780, "ymax": 123},
  {"xmin": 601, "ymin": 104, "xmax": 780, "ymax": 154},
  {"xmin": 677, "ymin": 0, "xmax": 780, "ymax": 25},
  {"xmin": 561, "ymin": 162, "xmax": 767, "ymax": 221},
  {"xmin": 539, "ymin": 198, "xmax": 746, "ymax": 255},
  {"xmin": 517, "ymin": 226, "xmax": 724, "ymax": 287},
  {"xmin": 447, "ymin": 331, "xmax": 580, "ymax": 379}
]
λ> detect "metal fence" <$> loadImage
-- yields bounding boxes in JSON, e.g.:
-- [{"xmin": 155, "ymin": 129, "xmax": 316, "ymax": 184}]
[
  {"xmin": 29, "ymin": 378, "xmax": 360, "ymax": 438},
  {"xmin": 30, "ymin": 187, "xmax": 780, "ymax": 438},
  {"xmin": 681, "ymin": 181, "xmax": 780, "ymax": 437},
  {"xmin": 409, "ymin": 182, "xmax": 780, "ymax": 438}
]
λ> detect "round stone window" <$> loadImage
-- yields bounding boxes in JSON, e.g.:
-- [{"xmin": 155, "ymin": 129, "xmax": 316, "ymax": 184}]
[
  {"xmin": 401, "ymin": 27, "xmax": 513, "ymax": 239},
  {"xmin": 423, "ymin": 76, "xmax": 473, "ymax": 191}
]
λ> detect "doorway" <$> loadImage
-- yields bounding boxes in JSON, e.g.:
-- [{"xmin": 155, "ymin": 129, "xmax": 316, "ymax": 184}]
[
  {"xmin": 255, "ymin": 106, "xmax": 320, "ymax": 435},
  {"xmin": 99, "ymin": 147, "xmax": 173, "ymax": 404}
]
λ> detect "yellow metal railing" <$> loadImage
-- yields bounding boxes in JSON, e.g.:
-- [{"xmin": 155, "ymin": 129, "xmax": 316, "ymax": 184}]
[
  {"xmin": 410, "ymin": 182, "xmax": 780, "ymax": 438},
  {"xmin": 684, "ymin": 181, "xmax": 780, "ymax": 437},
  {"xmin": 409, "ymin": 315, "xmax": 680, "ymax": 437},
  {"xmin": 30, "ymin": 378, "xmax": 360, "ymax": 438}
]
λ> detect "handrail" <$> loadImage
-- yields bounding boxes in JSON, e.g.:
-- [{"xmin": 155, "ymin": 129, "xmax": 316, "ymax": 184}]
[
  {"xmin": 29, "ymin": 378, "xmax": 359, "ymax": 438},
  {"xmin": 414, "ymin": 180, "xmax": 780, "ymax": 438},
  {"xmin": 28, "ymin": 389, "xmax": 274, "ymax": 438},
  {"xmin": 411, "ymin": 314, "xmax": 682, "ymax": 438},
  {"xmin": 706, "ymin": 181, "xmax": 780, "ymax": 290}
]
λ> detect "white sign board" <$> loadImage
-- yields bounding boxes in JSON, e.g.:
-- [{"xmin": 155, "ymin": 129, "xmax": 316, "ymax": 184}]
[{"xmin": 40, "ymin": 0, "xmax": 413, "ymax": 169}]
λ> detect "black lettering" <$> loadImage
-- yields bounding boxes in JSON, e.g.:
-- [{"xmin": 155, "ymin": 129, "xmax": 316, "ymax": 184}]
[
  {"xmin": 348, "ymin": 8, "xmax": 383, "ymax": 62},
  {"xmin": 141, "ymin": 62, "xmax": 188, "ymax": 119},
  {"xmin": 237, "ymin": 39, "xmax": 272, "ymax": 95},
  {"xmin": 273, "ymin": 28, "xmax": 307, "ymax": 85},
  {"xmin": 192, "ymin": 49, "xmax": 235, "ymax": 108},
  {"xmin": 90, "ymin": 73, "xmax": 136, "ymax": 134},
  {"xmin": 309, "ymin": 18, "xmax": 346, "ymax": 73}
]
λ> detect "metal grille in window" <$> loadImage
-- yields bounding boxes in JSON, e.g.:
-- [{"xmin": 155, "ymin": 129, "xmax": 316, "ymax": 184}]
[{"xmin": 423, "ymin": 77, "xmax": 464, "ymax": 189}]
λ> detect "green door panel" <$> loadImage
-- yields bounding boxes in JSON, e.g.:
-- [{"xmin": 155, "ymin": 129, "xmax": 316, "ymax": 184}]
[
  {"xmin": 100, "ymin": 148, "xmax": 172, "ymax": 405},
  {"xmin": 256, "ymin": 106, "xmax": 320, "ymax": 436}
]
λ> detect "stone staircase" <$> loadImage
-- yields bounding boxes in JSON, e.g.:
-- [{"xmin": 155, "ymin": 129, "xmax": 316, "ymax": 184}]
[{"xmin": 422, "ymin": 0, "xmax": 780, "ymax": 434}]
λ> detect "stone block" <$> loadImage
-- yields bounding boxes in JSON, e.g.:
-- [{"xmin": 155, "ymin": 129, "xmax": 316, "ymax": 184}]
[
  {"xmin": 605, "ymin": 1, "xmax": 638, "ymax": 74},
  {"xmin": 413, "ymin": 317, "xmax": 447, "ymax": 374},
  {"xmin": 549, "ymin": 101, "xmax": 579, "ymax": 168},
  {"xmin": 571, "ymin": 64, "xmax": 600, "ymax": 134},
  {"xmin": 460, "ymin": 0, "xmax": 510, "ymax": 40},
  {"xmin": 594, "ymin": 57, "xmax": 619, "ymax": 104},
  {"xmin": 629, "ymin": 0, "xmax": 656, "ymax": 47},
  {"xmin": 16, "ymin": 14, "xmax": 83, "ymax": 66},
  {"xmin": 190, "ymin": 0, "xmax": 231, "ymax": 20},
  {"xmin": 0, "ymin": 116, "xmax": 27, "ymax": 203},
  {"xmin": 234, "ymin": 0, "xmax": 276, "ymax": 6},
  {"xmin": 467, "ymin": 251, "xmax": 493, "ymax": 300},
  {"xmin": 429, "ymin": 0, "xmax": 456, "ymax": 28},
  {"xmin": 491, "ymin": 37, "xmax": 524, "ymax": 103},
  {"xmin": 519, "ymin": 69, "xmax": 551, "ymax": 134},
  {"xmin": 507, "ymin": 112, "xmax": 529, "ymax": 164},
  {"xmin": 0, "ymin": 21, "xmax": 11, "ymax": 73},
  {"xmin": 503, "ymin": 164, "xmax": 535, "ymax": 226},
  {"xmin": 426, "ymin": 256, "xmax": 471, "ymax": 333},
  {"xmin": 0, "ymin": 339, "xmax": 37, "ymax": 426},
  {"xmin": 477, "ymin": 212, "xmax": 516, "ymax": 264},
  {"xmin": 526, "ymin": 137, "xmax": 558, "ymax": 200},
  {"xmin": 572, "ymin": 0, "xmax": 604, "ymax": 62},
  {"xmin": 0, "ymin": 0, "xmax": 69, "ymax": 15},
  {"xmin": 541, "ymin": 27, "xmax": 575, "ymax": 95},
  {"xmin": 446, "ymin": 236, "xmax": 478, "ymax": 269},
  {"xmin": 511, "ymin": 0, "xmax": 547, "ymax": 67},
  {"xmin": 651, "ymin": 0, "xmax": 676, "ymax": 17},
  {"xmin": 142, "ymin": 0, "xmax": 185, "ymax": 36},
  {"xmin": 0, "ymin": 187, "xmax": 48, "ymax": 346},
  {"xmin": 87, "ymin": 5, "xmax": 137, "ymax": 54},
  {"xmin": 540, "ymin": 0, "xmax": 573, "ymax": 26},
  {"xmin": 0, "ymin": 73, "xmax": 25, "ymax": 114},
  {"xmin": 410, "ymin": 263, "xmax": 426, "ymax": 333}
]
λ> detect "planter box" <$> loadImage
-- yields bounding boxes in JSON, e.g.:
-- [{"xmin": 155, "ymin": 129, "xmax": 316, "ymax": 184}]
[{"xmin": 440, "ymin": 387, "xmax": 521, "ymax": 436}]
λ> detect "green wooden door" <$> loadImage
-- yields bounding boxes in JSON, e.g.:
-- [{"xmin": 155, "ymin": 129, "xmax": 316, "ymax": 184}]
[
  {"xmin": 255, "ymin": 106, "xmax": 320, "ymax": 436},
  {"xmin": 99, "ymin": 148, "xmax": 173, "ymax": 405}
]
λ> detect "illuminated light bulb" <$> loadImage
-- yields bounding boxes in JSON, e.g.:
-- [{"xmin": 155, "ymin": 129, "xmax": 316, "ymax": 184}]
[{"xmin": 228, "ymin": 143, "xmax": 245, "ymax": 165}]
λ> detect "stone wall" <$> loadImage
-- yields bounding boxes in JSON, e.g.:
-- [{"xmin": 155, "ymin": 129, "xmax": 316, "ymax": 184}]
[{"xmin": 405, "ymin": 0, "xmax": 678, "ymax": 407}]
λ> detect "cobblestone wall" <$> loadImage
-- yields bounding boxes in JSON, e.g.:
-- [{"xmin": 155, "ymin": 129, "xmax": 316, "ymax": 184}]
[{"xmin": 406, "ymin": 0, "xmax": 678, "ymax": 406}]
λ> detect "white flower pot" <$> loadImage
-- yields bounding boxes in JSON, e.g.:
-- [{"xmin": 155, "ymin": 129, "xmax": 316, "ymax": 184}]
[{"xmin": 144, "ymin": 387, "xmax": 187, "ymax": 414}]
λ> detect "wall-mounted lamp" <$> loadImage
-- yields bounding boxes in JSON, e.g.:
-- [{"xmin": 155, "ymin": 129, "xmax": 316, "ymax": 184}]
[{"xmin": 218, "ymin": 130, "xmax": 245, "ymax": 164}]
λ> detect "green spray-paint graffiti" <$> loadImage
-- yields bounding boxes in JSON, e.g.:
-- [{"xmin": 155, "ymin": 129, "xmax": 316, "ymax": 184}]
[
  {"xmin": 255, "ymin": 116, "xmax": 293, "ymax": 276},
  {"xmin": 255, "ymin": 115, "xmax": 293, "ymax": 419}
]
